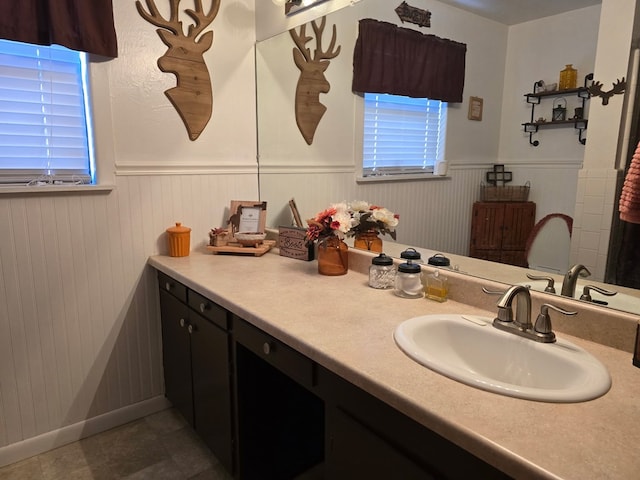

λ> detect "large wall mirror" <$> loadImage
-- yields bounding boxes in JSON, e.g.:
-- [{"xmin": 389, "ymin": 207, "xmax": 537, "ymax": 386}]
[{"xmin": 255, "ymin": 0, "xmax": 640, "ymax": 317}]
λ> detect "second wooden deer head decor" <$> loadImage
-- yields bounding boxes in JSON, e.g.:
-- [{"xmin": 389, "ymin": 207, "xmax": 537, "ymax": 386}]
[
  {"xmin": 136, "ymin": 0, "xmax": 220, "ymax": 141},
  {"xmin": 588, "ymin": 77, "xmax": 626, "ymax": 106},
  {"xmin": 289, "ymin": 17, "xmax": 341, "ymax": 145}
]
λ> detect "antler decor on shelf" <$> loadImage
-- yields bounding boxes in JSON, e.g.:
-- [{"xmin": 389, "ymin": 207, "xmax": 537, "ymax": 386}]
[
  {"xmin": 588, "ymin": 77, "xmax": 626, "ymax": 106},
  {"xmin": 289, "ymin": 17, "xmax": 341, "ymax": 145},
  {"xmin": 136, "ymin": 0, "xmax": 220, "ymax": 140}
]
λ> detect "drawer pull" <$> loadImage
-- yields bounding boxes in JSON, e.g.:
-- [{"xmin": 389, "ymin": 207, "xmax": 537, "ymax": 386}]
[
  {"xmin": 188, "ymin": 324, "xmax": 194, "ymax": 334},
  {"xmin": 179, "ymin": 318, "xmax": 186, "ymax": 328},
  {"xmin": 199, "ymin": 302, "xmax": 208, "ymax": 313},
  {"xmin": 263, "ymin": 342, "xmax": 274, "ymax": 355},
  {"xmin": 165, "ymin": 282, "xmax": 172, "ymax": 291}
]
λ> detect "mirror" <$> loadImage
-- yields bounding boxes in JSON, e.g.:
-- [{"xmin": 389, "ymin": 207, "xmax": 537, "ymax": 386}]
[{"xmin": 256, "ymin": 0, "xmax": 640, "ymax": 315}]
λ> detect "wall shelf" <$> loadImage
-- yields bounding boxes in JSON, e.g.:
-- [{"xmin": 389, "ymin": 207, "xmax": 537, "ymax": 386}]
[{"xmin": 522, "ymin": 73, "xmax": 593, "ymax": 146}]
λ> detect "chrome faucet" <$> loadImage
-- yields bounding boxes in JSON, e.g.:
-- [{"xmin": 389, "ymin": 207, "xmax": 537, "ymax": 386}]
[{"xmin": 561, "ymin": 264, "xmax": 591, "ymax": 298}]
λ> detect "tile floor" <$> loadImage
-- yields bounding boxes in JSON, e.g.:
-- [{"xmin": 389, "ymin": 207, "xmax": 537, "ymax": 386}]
[{"xmin": 0, "ymin": 409, "xmax": 234, "ymax": 480}]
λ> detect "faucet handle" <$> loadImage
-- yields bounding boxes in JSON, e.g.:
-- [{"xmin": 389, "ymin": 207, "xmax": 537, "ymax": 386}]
[
  {"xmin": 482, "ymin": 286, "xmax": 506, "ymax": 295},
  {"xmin": 526, "ymin": 273, "xmax": 556, "ymax": 293},
  {"xmin": 534, "ymin": 303, "xmax": 577, "ymax": 343},
  {"xmin": 579, "ymin": 285, "xmax": 617, "ymax": 303}
]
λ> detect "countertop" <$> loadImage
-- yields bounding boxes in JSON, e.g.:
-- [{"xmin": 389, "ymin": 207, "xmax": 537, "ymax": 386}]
[{"xmin": 149, "ymin": 249, "xmax": 640, "ymax": 480}]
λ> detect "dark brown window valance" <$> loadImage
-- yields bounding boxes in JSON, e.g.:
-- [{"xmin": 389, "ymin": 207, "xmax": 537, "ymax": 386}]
[
  {"xmin": 0, "ymin": 0, "xmax": 118, "ymax": 57},
  {"xmin": 352, "ymin": 19, "xmax": 466, "ymax": 102}
]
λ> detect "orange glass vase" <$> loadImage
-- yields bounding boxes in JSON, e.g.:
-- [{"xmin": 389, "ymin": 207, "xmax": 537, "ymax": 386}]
[
  {"xmin": 317, "ymin": 236, "xmax": 349, "ymax": 276},
  {"xmin": 353, "ymin": 230, "xmax": 383, "ymax": 252}
]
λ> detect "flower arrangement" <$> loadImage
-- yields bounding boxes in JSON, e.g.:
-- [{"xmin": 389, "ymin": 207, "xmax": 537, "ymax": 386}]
[
  {"xmin": 305, "ymin": 202, "xmax": 352, "ymax": 243},
  {"xmin": 347, "ymin": 200, "xmax": 399, "ymax": 240},
  {"xmin": 305, "ymin": 201, "xmax": 399, "ymax": 243}
]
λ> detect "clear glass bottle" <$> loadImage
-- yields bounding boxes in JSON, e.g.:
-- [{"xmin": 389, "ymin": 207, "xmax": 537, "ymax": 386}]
[
  {"xmin": 559, "ymin": 64, "xmax": 577, "ymax": 90},
  {"xmin": 425, "ymin": 269, "xmax": 449, "ymax": 302},
  {"xmin": 394, "ymin": 259, "xmax": 423, "ymax": 298},
  {"xmin": 369, "ymin": 253, "xmax": 395, "ymax": 289}
]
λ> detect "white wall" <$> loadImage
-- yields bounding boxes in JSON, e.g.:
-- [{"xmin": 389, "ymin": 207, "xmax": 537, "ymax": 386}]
[
  {"xmin": 498, "ymin": 6, "xmax": 600, "ymax": 224},
  {"xmin": 0, "ymin": 0, "xmax": 258, "ymax": 465}
]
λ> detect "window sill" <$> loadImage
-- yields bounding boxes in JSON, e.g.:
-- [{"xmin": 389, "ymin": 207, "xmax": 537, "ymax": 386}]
[
  {"xmin": 0, "ymin": 184, "xmax": 115, "ymax": 195},
  {"xmin": 356, "ymin": 173, "xmax": 451, "ymax": 183}
]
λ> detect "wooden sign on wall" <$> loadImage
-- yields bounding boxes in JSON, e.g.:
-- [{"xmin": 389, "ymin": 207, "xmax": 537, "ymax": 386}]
[{"xmin": 395, "ymin": 2, "xmax": 431, "ymax": 28}]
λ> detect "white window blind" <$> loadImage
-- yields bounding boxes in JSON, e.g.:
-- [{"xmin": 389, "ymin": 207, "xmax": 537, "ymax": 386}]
[
  {"xmin": 0, "ymin": 39, "xmax": 93, "ymax": 185},
  {"xmin": 363, "ymin": 93, "xmax": 447, "ymax": 176}
]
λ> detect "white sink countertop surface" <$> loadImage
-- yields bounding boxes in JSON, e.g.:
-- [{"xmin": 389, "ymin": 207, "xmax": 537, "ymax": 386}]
[{"xmin": 148, "ymin": 249, "xmax": 640, "ymax": 480}]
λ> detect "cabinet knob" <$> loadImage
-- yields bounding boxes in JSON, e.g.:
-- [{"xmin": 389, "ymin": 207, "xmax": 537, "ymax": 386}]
[
  {"xmin": 179, "ymin": 318, "xmax": 186, "ymax": 327},
  {"xmin": 165, "ymin": 282, "xmax": 171, "ymax": 291},
  {"xmin": 199, "ymin": 302, "xmax": 208, "ymax": 313},
  {"xmin": 188, "ymin": 324, "xmax": 194, "ymax": 334},
  {"xmin": 263, "ymin": 342, "xmax": 274, "ymax": 355}
]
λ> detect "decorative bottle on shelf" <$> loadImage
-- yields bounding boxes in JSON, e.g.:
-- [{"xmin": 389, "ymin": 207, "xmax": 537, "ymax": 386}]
[{"xmin": 559, "ymin": 64, "xmax": 577, "ymax": 90}]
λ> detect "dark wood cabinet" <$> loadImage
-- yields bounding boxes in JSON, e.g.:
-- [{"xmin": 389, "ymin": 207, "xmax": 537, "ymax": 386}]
[
  {"xmin": 469, "ymin": 201, "xmax": 535, "ymax": 267},
  {"xmin": 318, "ymin": 367, "xmax": 510, "ymax": 480},
  {"xmin": 156, "ymin": 270, "xmax": 512, "ymax": 480},
  {"xmin": 157, "ymin": 272, "xmax": 233, "ymax": 474}
]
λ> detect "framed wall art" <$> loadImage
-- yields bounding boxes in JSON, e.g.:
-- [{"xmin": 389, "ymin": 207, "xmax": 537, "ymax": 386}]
[{"xmin": 468, "ymin": 96, "xmax": 483, "ymax": 121}]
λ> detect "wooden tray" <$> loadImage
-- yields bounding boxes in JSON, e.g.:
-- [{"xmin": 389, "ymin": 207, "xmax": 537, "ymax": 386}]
[{"xmin": 206, "ymin": 240, "xmax": 275, "ymax": 257}]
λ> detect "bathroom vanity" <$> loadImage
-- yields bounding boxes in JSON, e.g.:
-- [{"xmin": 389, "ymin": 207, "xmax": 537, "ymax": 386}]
[{"xmin": 149, "ymin": 248, "xmax": 640, "ymax": 479}]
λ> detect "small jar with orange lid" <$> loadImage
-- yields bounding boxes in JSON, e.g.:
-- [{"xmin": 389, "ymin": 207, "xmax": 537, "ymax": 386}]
[{"xmin": 166, "ymin": 222, "xmax": 191, "ymax": 257}]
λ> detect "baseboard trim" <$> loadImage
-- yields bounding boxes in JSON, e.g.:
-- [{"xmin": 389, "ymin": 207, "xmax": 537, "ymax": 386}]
[{"xmin": 0, "ymin": 396, "xmax": 171, "ymax": 468}]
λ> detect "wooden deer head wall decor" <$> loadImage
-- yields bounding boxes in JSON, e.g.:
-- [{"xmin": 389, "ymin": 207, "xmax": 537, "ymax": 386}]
[
  {"xmin": 588, "ymin": 77, "xmax": 626, "ymax": 106},
  {"xmin": 289, "ymin": 17, "xmax": 341, "ymax": 145},
  {"xmin": 135, "ymin": 0, "xmax": 220, "ymax": 141}
]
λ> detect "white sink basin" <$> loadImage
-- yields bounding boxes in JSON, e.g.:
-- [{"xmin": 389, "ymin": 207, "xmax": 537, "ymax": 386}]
[
  {"xmin": 394, "ymin": 314, "xmax": 611, "ymax": 402},
  {"xmin": 521, "ymin": 280, "xmax": 640, "ymax": 315}
]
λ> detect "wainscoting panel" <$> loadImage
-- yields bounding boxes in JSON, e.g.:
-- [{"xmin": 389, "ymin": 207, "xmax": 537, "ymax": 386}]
[{"xmin": 0, "ymin": 173, "xmax": 258, "ymax": 463}]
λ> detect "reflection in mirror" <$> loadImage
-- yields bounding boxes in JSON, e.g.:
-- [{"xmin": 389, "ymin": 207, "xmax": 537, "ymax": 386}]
[
  {"xmin": 525, "ymin": 213, "xmax": 573, "ymax": 275},
  {"xmin": 255, "ymin": 0, "xmax": 640, "ymax": 316}
]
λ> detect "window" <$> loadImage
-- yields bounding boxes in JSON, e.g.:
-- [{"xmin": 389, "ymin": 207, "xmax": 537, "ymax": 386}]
[
  {"xmin": 362, "ymin": 93, "xmax": 447, "ymax": 177},
  {"xmin": 0, "ymin": 39, "xmax": 93, "ymax": 185}
]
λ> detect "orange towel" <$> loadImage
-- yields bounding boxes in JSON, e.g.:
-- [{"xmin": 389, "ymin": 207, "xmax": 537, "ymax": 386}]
[{"xmin": 620, "ymin": 141, "xmax": 640, "ymax": 224}]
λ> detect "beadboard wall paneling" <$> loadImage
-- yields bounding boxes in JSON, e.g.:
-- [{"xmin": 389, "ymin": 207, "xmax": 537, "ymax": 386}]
[
  {"xmin": 0, "ymin": 173, "xmax": 258, "ymax": 456},
  {"xmin": 261, "ymin": 164, "xmax": 581, "ymax": 258}
]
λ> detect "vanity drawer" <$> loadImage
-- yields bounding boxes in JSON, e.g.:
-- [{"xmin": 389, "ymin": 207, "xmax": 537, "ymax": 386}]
[
  {"xmin": 188, "ymin": 290, "xmax": 230, "ymax": 331},
  {"xmin": 234, "ymin": 318, "xmax": 315, "ymax": 389},
  {"xmin": 158, "ymin": 271, "xmax": 187, "ymax": 303}
]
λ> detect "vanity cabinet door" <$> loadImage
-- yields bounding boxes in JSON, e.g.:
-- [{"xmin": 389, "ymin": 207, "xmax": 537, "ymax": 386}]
[
  {"xmin": 326, "ymin": 406, "xmax": 434, "ymax": 480},
  {"xmin": 319, "ymin": 366, "xmax": 512, "ymax": 480},
  {"xmin": 190, "ymin": 310, "xmax": 233, "ymax": 473},
  {"xmin": 157, "ymin": 273, "xmax": 234, "ymax": 475},
  {"xmin": 159, "ymin": 289, "xmax": 194, "ymax": 426}
]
